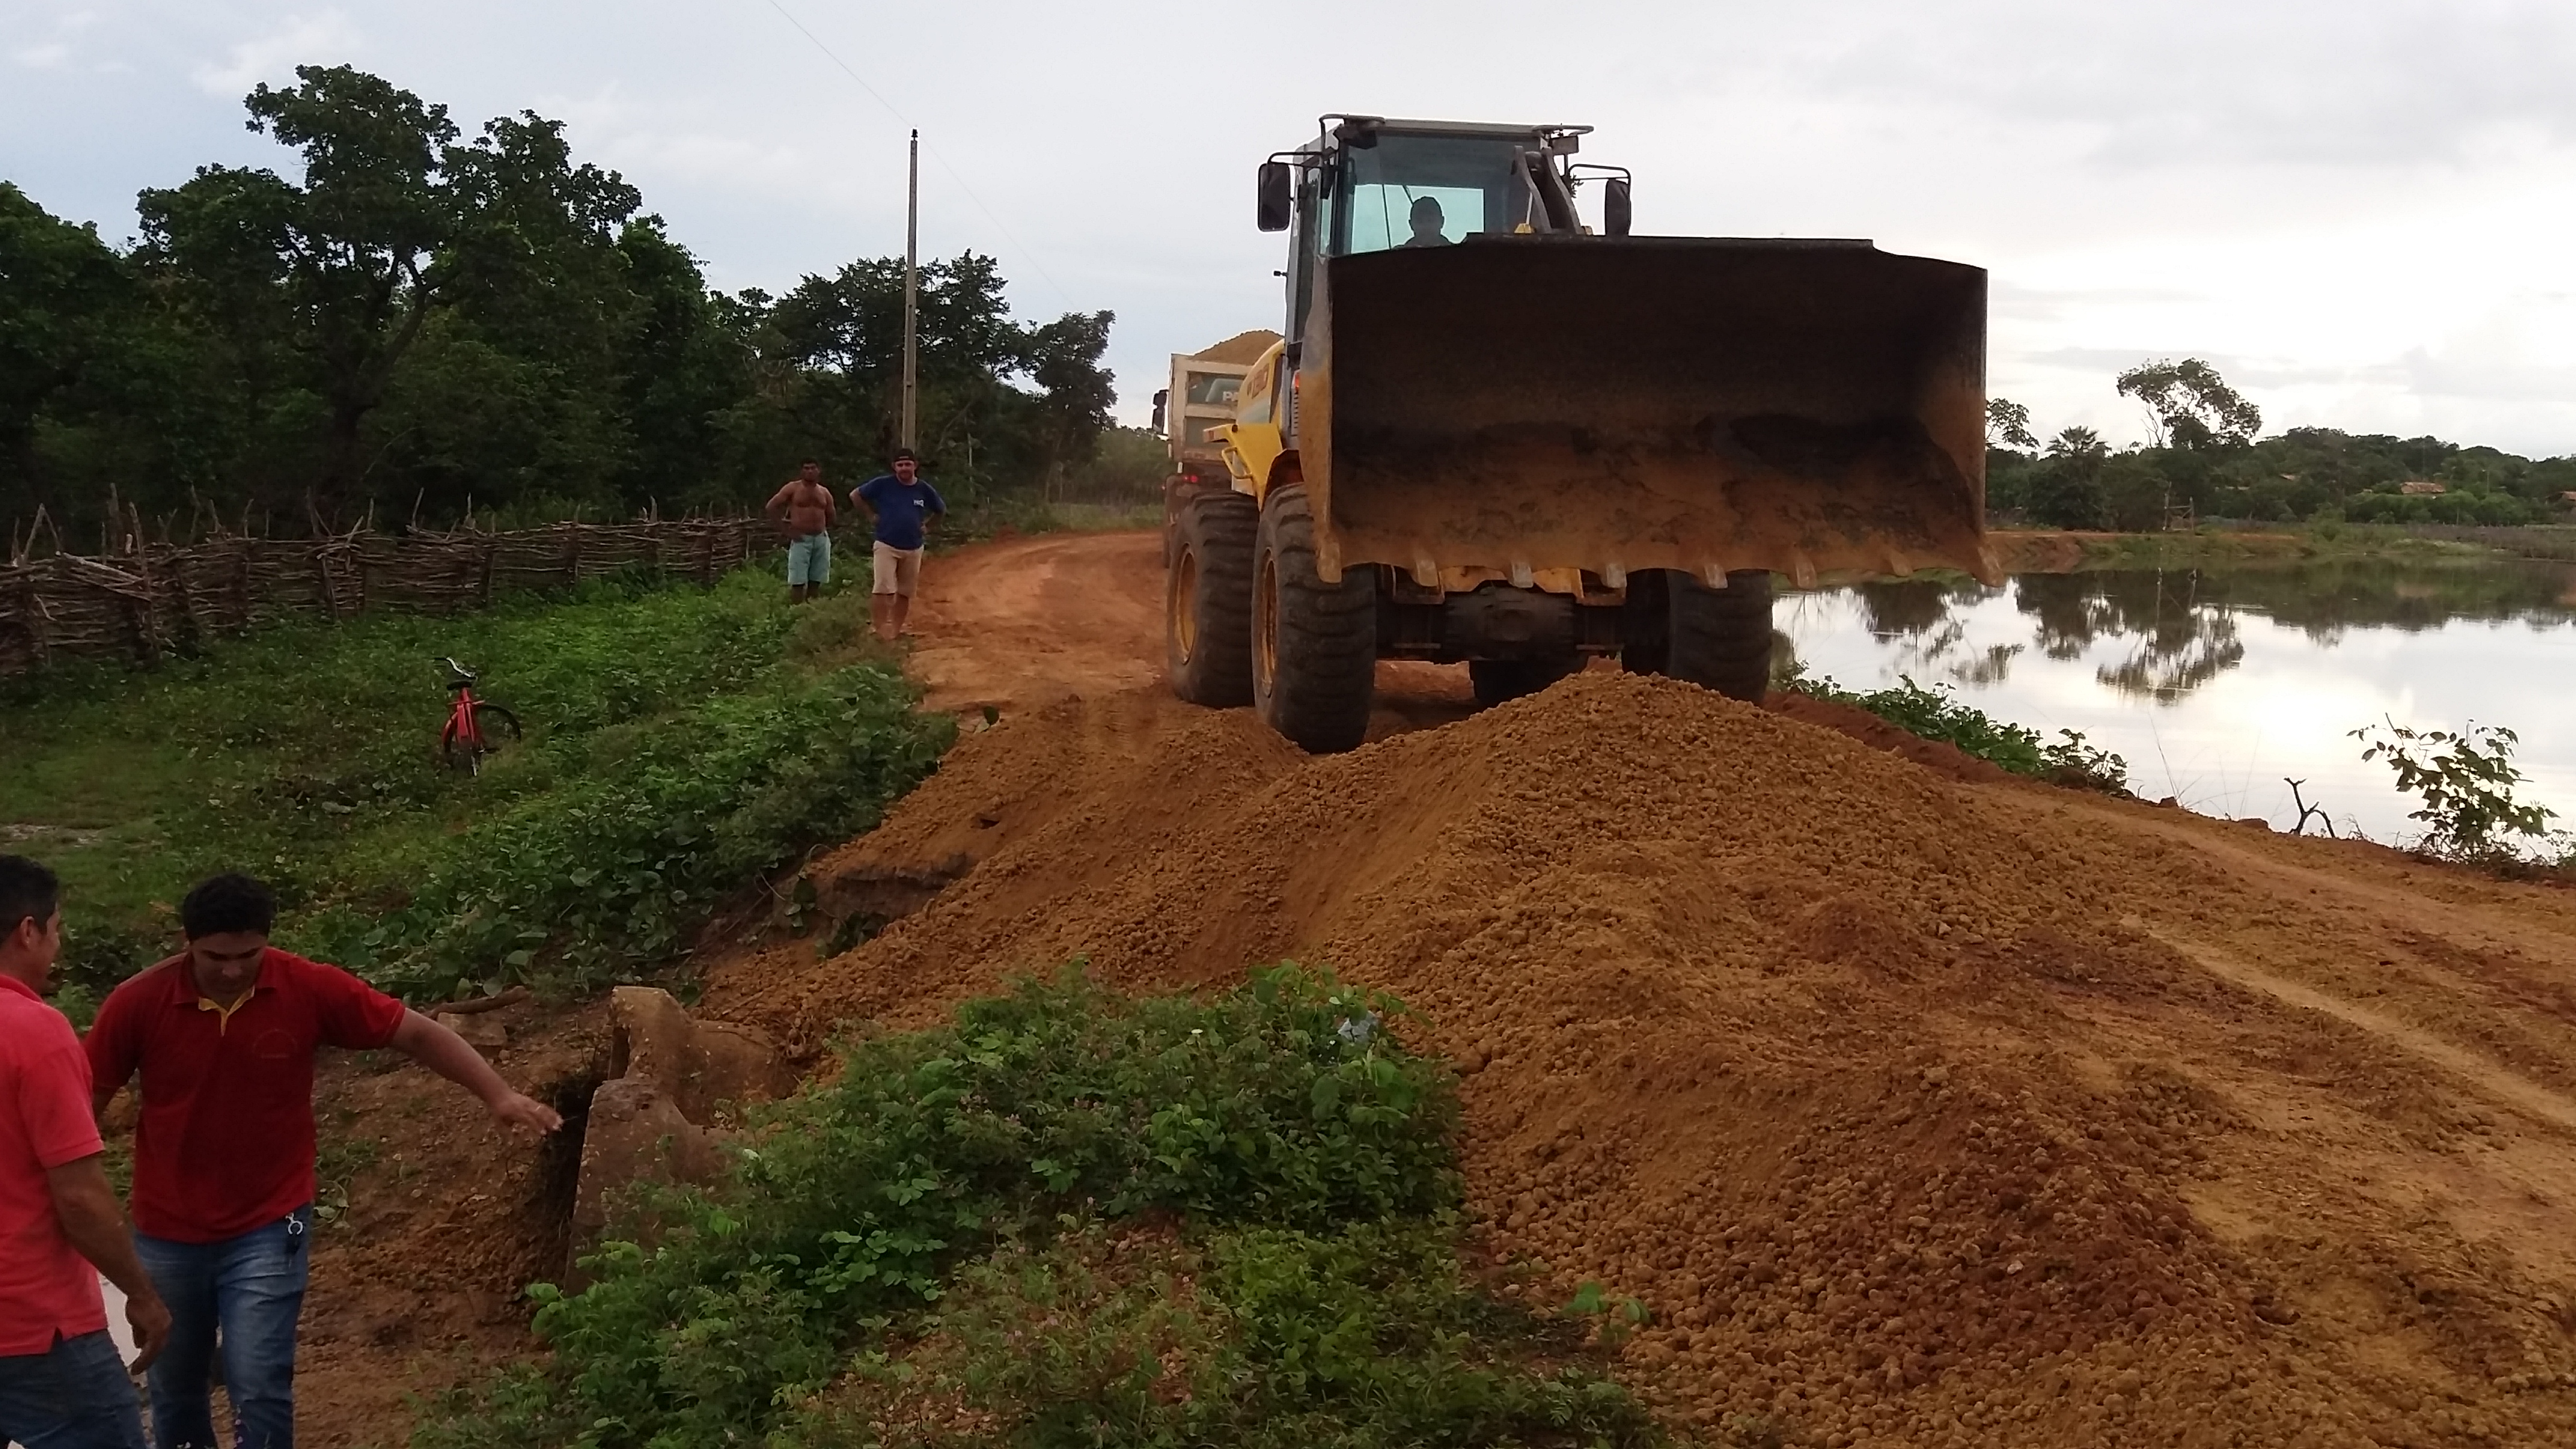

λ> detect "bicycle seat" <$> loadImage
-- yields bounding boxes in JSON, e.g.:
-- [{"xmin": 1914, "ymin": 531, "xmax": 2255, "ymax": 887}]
[{"xmin": 437, "ymin": 657, "xmax": 478, "ymax": 690}]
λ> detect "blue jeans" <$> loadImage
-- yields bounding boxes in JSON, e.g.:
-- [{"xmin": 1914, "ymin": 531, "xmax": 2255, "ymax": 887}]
[
  {"xmin": 132, "ymin": 1208, "xmax": 311, "ymax": 1449},
  {"xmin": 0, "ymin": 1329, "xmax": 147, "ymax": 1449}
]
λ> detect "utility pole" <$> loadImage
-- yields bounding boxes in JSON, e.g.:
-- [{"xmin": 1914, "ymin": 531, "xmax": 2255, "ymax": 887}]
[{"xmin": 901, "ymin": 128, "xmax": 919, "ymax": 452}]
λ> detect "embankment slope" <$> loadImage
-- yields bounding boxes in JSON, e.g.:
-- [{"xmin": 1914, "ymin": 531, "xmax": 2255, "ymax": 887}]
[{"xmin": 714, "ymin": 668, "xmax": 2576, "ymax": 1449}]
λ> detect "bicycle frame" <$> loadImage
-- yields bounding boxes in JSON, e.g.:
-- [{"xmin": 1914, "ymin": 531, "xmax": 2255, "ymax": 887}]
[{"xmin": 444, "ymin": 686, "xmax": 487, "ymax": 753}]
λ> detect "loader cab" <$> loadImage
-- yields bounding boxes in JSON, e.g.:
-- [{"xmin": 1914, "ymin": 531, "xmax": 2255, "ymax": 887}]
[{"xmin": 1262, "ymin": 117, "xmax": 1612, "ymax": 394}]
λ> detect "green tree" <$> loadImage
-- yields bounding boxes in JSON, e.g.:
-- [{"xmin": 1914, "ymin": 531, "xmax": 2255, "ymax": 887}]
[
  {"xmin": 1984, "ymin": 397, "xmax": 2038, "ymax": 451},
  {"xmin": 2099, "ymin": 452, "xmax": 2172, "ymax": 532},
  {"xmin": 139, "ymin": 66, "xmax": 467, "ymax": 521},
  {"xmin": 1021, "ymin": 308, "xmax": 1116, "ymax": 491},
  {"xmin": 359, "ymin": 111, "xmax": 654, "ymax": 521},
  {"xmin": 2116, "ymin": 358, "xmax": 2261, "ymax": 451},
  {"xmin": 6, "ymin": 67, "xmax": 1126, "ymax": 540},
  {"xmin": 751, "ymin": 252, "xmax": 1116, "ymax": 496},
  {"xmin": 0, "ymin": 184, "xmax": 133, "ymax": 499},
  {"xmin": 2027, "ymin": 426, "xmax": 2109, "ymax": 529}
]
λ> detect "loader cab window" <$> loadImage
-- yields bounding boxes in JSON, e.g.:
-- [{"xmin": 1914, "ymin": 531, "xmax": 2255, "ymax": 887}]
[{"xmin": 1325, "ymin": 132, "xmax": 1536, "ymax": 257}]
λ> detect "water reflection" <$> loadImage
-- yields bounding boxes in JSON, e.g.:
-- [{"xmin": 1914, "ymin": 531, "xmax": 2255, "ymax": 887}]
[
  {"xmin": 1784, "ymin": 557, "xmax": 2576, "ymax": 841},
  {"xmin": 1835, "ymin": 561, "xmax": 2576, "ymax": 705}
]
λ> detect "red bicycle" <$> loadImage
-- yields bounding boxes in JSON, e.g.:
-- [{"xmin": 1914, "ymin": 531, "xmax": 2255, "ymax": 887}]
[{"xmin": 437, "ymin": 656, "xmax": 522, "ymax": 775}]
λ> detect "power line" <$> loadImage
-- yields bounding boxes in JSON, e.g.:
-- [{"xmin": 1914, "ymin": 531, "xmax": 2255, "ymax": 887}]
[{"xmin": 759, "ymin": 0, "xmax": 1078, "ymax": 312}]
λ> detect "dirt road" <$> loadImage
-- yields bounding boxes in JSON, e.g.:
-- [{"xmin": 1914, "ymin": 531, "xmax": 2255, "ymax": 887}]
[
  {"xmin": 711, "ymin": 528, "xmax": 2576, "ymax": 1448},
  {"xmin": 905, "ymin": 527, "xmax": 1480, "ymax": 736}
]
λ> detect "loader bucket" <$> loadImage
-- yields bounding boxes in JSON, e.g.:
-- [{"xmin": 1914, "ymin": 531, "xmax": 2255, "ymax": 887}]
[{"xmin": 1302, "ymin": 237, "xmax": 1997, "ymax": 588}]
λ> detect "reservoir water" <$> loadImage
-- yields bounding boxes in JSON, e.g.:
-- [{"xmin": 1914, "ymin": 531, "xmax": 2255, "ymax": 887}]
[{"xmin": 1781, "ymin": 557, "xmax": 2576, "ymax": 846}]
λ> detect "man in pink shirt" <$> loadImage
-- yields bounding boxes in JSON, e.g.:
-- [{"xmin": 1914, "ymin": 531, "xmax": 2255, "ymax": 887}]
[{"xmin": 0, "ymin": 856, "xmax": 168, "ymax": 1449}]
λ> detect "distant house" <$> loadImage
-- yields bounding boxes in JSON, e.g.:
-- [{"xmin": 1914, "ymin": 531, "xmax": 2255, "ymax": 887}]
[{"xmin": 2398, "ymin": 479, "xmax": 2447, "ymax": 497}]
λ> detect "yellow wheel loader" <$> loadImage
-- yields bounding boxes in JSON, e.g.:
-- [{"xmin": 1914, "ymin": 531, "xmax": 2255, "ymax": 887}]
[{"xmin": 1163, "ymin": 114, "xmax": 1998, "ymax": 752}]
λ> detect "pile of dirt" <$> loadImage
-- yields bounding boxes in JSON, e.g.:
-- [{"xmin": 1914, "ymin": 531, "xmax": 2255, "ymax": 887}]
[{"xmin": 713, "ymin": 671, "xmax": 2576, "ymax": 1448}]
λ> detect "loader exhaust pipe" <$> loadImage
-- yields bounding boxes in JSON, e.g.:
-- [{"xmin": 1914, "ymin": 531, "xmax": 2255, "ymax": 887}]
[{"xmin": 1300, "ymin": 237, "xmax": 1998, "ymax": 588}]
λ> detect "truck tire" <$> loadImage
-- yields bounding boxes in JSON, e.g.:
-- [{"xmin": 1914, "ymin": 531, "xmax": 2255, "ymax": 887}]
[
  {"xmin": 1626, "ymin": 569, "xmax": 1773, "ymax": 703},
  {"xmin": 1252, "ymin": 484, "xmax": 1376, "ymax": 752},
  {"xmin": 1470, "ymin": 656, "xmax": 1580, "ymax": 708},
  {"xmin": 1166, "ymin": 487, "xmax": 1258, "ymax": 706}
]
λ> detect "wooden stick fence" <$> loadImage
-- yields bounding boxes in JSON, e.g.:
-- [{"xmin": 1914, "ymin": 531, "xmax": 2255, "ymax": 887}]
[{"xmin": 1, "ymin": 515, "xmax": 765, "ymax": 676}]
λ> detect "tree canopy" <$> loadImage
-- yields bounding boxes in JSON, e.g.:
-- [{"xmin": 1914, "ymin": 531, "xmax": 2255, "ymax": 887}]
[
  {"xmin": 2, "ymin": 66, "xmax": 1118, "ymax": 542},
  {"xmin": 1988, "ymin": 359, "xmax": 2573, "ymax": 530}
]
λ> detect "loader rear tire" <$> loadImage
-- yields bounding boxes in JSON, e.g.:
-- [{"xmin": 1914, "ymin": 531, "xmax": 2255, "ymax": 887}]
[
  {"xmin": 1470, "ymin": 656, "xmax": 1580, "ymax": 708},
  {"xmin": 1252, "ymin": 484, "xmax": 1376, "ymax": 753},
  {"xmin": 1626, "ymin": 569, "xmax": 1773, "ymax": 703},
  {"xmin": 1166, "ymin": 487, "xmax": 1258, "ymax": 706}
]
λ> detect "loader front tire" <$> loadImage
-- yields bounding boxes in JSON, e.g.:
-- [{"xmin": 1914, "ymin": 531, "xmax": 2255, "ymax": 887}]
[
  {"xmin": 1626, "ymin": 569, "xmax": 1773, "ymax": 703},
  {"xmin": 1252, "ymin": 484, "xmax": 1375, "ymax": 753},
  {"xmin": 1166, "ymin": 487, "xmax": 1258, "ymax": 706}
]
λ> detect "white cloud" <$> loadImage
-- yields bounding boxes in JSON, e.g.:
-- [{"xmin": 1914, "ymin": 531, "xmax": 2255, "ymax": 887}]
[
  {"xmin": 12, "ymin": 42, "xmax": 71, "ymax": 68},
  {"xmin": 191, "ymin": 11, "xmax": 359, "ymax": 99}
]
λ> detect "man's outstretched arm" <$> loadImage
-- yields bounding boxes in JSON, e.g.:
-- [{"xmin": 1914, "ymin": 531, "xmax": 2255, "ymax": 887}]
[{"xmin": 387, "ymin": 1010, "xmax": 564, "ymax": 1133}]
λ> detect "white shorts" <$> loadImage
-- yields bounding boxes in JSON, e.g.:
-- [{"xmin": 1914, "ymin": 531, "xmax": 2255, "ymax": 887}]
[{"xmin": 872, "ymin": 542, "xmax": 924, "ymax": 596}]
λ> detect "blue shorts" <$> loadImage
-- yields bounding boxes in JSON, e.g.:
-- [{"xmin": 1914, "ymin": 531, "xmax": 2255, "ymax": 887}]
[{"xmin": 787, "ymin": 532, "xmax": 831, "ymax": 586}]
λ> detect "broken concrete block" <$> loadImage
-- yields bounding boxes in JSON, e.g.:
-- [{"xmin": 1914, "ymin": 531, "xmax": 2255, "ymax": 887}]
[{"xmin": 607, "ymin": 985, "xmax": 797, "ymax": 1125}]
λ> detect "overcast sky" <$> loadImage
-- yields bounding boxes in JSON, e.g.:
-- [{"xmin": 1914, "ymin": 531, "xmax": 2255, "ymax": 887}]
[{"xmin": 7, "ymin": 1, "xmax": 2573, "ymax": 454}]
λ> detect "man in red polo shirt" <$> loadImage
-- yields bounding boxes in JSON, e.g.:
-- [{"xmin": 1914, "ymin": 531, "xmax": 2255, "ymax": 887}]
[
  {"xmin": 1, "ymin": 854, "xmax": 168, "ymax": 1449},
  {"xmin": 84, "ymin": 874, "xmax": 562, "ymax": 1449}
]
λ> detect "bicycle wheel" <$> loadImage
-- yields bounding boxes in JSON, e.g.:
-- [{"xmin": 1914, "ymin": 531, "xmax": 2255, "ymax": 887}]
[
  {"xmin": 441, "ymin": 718, "xmax": 480, "ymax": 776},
  {"xmin": 442, "ymin": 704, "xmax": 521, "ymax": 777}
]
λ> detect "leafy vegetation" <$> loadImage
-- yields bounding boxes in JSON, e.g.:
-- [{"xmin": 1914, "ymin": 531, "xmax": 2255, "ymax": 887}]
[
  {"xmin": 0, "ymin": 566, "xmax": 950, "ymax": 1018},
  {"xmin": 2352, "ymin": 718, "xmax": 2571, "ymax": 870},
  {"xmin": 2, "ymin": 64, "xmax": 1119, "ymax": 545},
  {"xmin": 420, "ymin": 968, "xmax": 1676, "ymax": 1449},
  {"xmin": 1788, "ymin": 670, "xmax": 2131, "ymax": 793}
]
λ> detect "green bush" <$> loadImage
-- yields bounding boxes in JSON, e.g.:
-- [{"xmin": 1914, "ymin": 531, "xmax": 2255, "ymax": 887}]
[
  {"xmin": 784, "ymin": 1221, "xmax": 1667, "ymax": 1449},
  {"xmin": 1795, "ymin": 673, "xmax": 2131, "ymax": 793},
  {"xmin": 2344, "ymin": 489, "xmax": 2541, "ymax": 527},
  {"xmin": 2352, "ymin": 717, "xmax": 2560, "ymax": 865},
  {"xmin": 419, "ymin": 970, "xmax": 1670, "ymax": 1449}
]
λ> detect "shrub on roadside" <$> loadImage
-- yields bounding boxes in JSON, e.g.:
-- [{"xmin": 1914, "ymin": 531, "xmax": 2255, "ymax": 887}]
[
  {"xmin": 1793, "ymin": 672, "xmax": 2132, "ymax": 794},
  {"xmin": 2353, "ymin": 717, "xmax": 2566, "ymax": 873},
  {"xmin": 417, "ymin": 969, "xmax": 1672, "ymax": 1449}
]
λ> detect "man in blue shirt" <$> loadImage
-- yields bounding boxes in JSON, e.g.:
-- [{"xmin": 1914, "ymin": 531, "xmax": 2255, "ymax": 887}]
[{"xmin": 849, "ymin": 448, "xmax": 947, "ymax": 642}]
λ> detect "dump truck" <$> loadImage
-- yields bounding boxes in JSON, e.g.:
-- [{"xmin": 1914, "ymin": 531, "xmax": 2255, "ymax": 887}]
[
  {"xmin": 1153, "ymin": 331, "xmax": 1281, "ymax": 489},
  {"xmin": 1163, "ymin": 114, "xmax": 1997, "ymax": 753}
]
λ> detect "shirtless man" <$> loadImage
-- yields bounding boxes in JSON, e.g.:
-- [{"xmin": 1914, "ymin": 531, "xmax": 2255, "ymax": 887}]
[{"xmin": 764, "ymin": 461, "xmax": 836, "ymax": 604}]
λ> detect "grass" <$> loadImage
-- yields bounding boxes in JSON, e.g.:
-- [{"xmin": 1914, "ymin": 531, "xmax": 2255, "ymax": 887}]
[
  {"xmin": 416, "ymin": 967, "xmax": 1679, "ymax": 1449},
  {"xmin": 0, "ymin": 563, "xmax": 952, "ymax": 1017}
]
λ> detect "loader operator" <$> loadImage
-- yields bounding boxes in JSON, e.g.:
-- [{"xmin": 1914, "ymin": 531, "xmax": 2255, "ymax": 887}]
[{"xmin": 1402, "ymin": 195, "xmax": 1453, "ymax": 248}]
